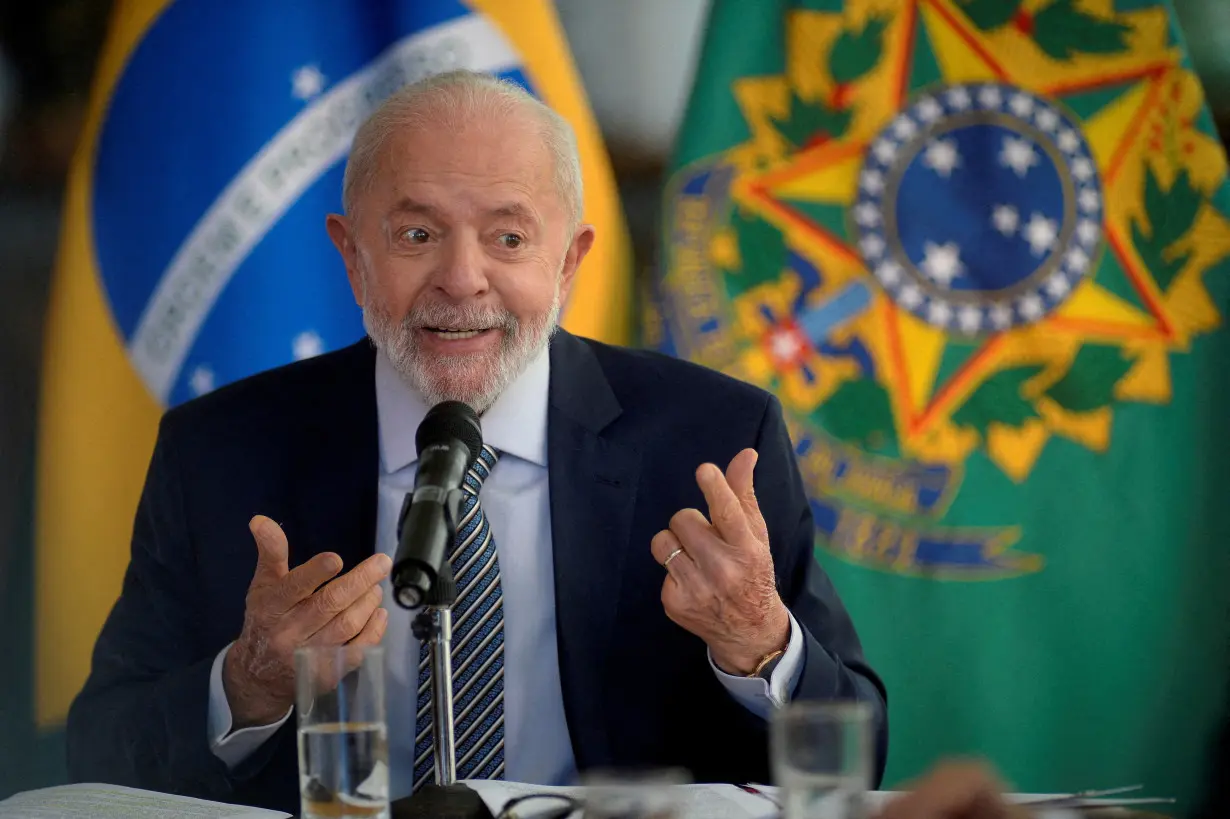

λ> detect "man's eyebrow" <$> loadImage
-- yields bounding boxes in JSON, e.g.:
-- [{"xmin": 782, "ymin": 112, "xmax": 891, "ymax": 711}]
[
  {"xmin": 488, "ymin": 202, "xmax": 540, "ymax": 223},
  {"xmin": 388, "ymin": 197, "xmax": 443, "ymax": 219}
]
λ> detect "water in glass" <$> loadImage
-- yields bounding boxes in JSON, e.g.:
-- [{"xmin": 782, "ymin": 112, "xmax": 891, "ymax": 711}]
[{"xmin": 297, "ymin": 721, "xmax": 389, "ymax": 819}]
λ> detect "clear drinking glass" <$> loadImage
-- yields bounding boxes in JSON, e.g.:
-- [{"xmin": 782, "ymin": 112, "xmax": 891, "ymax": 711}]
[
  {"xmin": 295, "ymin": 645, "xmax": 389, "ymax": 819},
  {"xmin": 770, "ymin": 701, "xmax": 873, "ymax": 819},
  {"xmin": 579, "ymin": 767, "xmax": 690, "ymax": 819}
]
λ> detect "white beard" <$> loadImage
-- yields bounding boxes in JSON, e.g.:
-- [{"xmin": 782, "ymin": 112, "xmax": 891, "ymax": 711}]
[{"xmin": 363, "ymin": 285, "xmax": 560, "ymax": 415}]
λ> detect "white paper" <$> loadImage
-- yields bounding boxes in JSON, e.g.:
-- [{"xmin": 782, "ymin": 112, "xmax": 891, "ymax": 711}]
[
  {"xmin": 751, "ymin": 786, "xmax": 1163, "ymax": 818},
  {"xmin": 465, "ymin": 782, "xmax": 1165, "ymax": 819},
  {"xmin": 0, "ymin": 784, "xmax": 291, "ymax": 819},
  {"xmin": 462, "ymin": 780, "xmax": 778, "ymax": 819}
]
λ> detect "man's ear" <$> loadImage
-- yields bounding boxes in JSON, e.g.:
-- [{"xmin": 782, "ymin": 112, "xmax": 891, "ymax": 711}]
[
  {"xmin": 326, "ymin": 213, "xmax": 364, "ymax": 305},
  {"xmin": 557, "ymin": 223, "xmax": 596, "ymax": 309}
]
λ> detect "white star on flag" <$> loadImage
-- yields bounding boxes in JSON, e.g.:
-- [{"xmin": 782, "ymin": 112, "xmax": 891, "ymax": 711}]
[
  {"xmin": 1024, "ymin": 212, "xmax": 1059, "ymax": 256},
  {"xmin": 1035, "ymin": 108, "xmax": 1060, "ymax": 133},
  {"xmin": 1066, "ymin": 247, "xmax": 1091, "ymax": 274},
  {"xmin": 293, "ymin": 330, "xmax": 325, "ymax": 360},
  {"xmin": 978, "ymin": 86, "xmax": 1003, "ymax": 109},
  {"xmin": 861, "ymin": 169, "xmax": 885, "ymax": 195},
  {"xmin": 876, "ymin": 259, "xmax": 904, "ymax": 286},
  {"xmin": 854, "ymin": 202, "xmax": 882, "ymax": 227},
  {"xmin": 1072, "ymin": 157, "xmax": 1095, "ymax": 182},
  {"xmin": 1077, "ymin": 219, "xmax": 1101, "ymax": 244},
  {"xmin": 291, "ymin": 65, "xmax": 326, "ymax": 100},
  {"xmin": 992, "ymin": 204, "xmax": 1020, "ymax": 236},
  {"xmin": 921, "ymin": 240, "xmax": 963, "ymax": 288},
  {"xmin": 892, "ymin": 115, "xmax": 918, "ymax": 140},
  {"xmin": 1045, "ymin": 272, "xmax": 1072, "ymax": 298},
  {"xmin": 1018, "ymin": 293, "xmax": 1045, "ymax": 320},
  {"xmin": 917, "ymin": 97, "xmax": 943, "ymax": 123},
  {"xmin": 860, "ymin": 234, "xmax": 887, "ymax": 260},
  {"xmin": 1000, "ymin": 136, "xmax": 1040, "ymax": 178},
  {"xmin": 1057, "ymin": 129, "xmax": 1081, "ymax": 154},
  {"xmin": 923, "ymin": 137, "xmax": 961, "ymax": 178},
  {"xmin": 958, "ymin": 305, "xmax": 984, "ymax": 333},
  {"xmin": 927, "ymin": 300, "xmax": 953, "ymax": 326},
  {"xmin": 898, "ymin": 284, "xmax": 924, "ymax": 309},
  {"xmin": 1079, "ymin": 188, "xmax": 1102, "ymax": 214},
  {"xmin": 1043, "ymin": 273, "xmax": 1072, "ymax": 298},
  {"xmin": 873, "ymin": 138, "xmax": 898, "ymax": 164},
  {"xmin": 989, "ymin": 303, "xmax": 1013, "ymax": 329},
  {"xmin": 1009, "ymin": 93, "xmax": 1035, "ymax": 118},
  {"xmin": 946, "ymin": 87, "xmax": 973, "ymax": 110},
  {"xmin": 190, "ymin": 365, "xmax": 215, "ymax": 396}
]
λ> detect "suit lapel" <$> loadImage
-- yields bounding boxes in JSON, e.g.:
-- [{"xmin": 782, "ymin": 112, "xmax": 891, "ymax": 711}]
[
  {"xmin": 547, "ymin": 332, "xmax": 641, "ymax": 769},
  {"xmin": 288, "ymin": 340, "xmax": 380, "ymax": 572}
]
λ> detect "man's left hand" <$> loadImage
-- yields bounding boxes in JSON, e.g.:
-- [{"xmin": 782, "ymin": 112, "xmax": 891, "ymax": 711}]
[{"xmin": 651, "ymin": 448, "xmax": 791, "ymax": 675}]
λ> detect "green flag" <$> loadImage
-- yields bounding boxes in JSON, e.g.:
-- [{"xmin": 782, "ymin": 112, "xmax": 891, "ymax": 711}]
[{"xmin": 649, "ymin": 0, "xmax": 1230, "ymax": 809}]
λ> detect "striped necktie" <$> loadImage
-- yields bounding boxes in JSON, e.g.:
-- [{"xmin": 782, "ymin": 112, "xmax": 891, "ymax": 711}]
[{"xmin": 413, "ymin": 444, "xmax": 505, "ymax": 788}]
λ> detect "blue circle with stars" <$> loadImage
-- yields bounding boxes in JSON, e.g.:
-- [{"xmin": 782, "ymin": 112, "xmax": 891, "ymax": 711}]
[{"xmin": 853, "ymin": 83, "xmax": 1104, "ymax": 335}]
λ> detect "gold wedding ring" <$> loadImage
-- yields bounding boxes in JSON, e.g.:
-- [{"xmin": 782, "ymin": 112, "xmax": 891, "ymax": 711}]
[{"xmin": 663, "ymin": 547, "xmax": 685, "ymax": 569}]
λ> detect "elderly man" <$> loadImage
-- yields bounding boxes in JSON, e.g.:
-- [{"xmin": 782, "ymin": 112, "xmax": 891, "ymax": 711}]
[{"xmin": 66, "ymin": 70, "xmax": 886, "ymax": 813}]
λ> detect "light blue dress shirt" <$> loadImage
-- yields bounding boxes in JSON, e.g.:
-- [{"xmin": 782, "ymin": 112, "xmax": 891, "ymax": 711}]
[{"xmin": 207, "ymin": 344, "xmax": 804, "ymax": 801}]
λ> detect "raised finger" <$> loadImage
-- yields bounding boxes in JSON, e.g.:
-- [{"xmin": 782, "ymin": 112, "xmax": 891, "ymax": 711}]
[
  {"xmin": 305, "ymin": 585, "xmax": 384, "ymax": 646},
  {"xmin": 349, "ymin": 606, "xmax": 389, "ymax": 648},
  {"xmin": 651, "ymin": 529, "xmax": 698, "ymax": 585},
  {"xmin": 667, "ymin": 507, "xmax": 728, "ymax": 573},
  {"xmin": 337, "ymin": 608, "xmax": 390, "ymax": 681},
  {"xmin": 724, "ymin": 449, "xmax": 758, "ymax": 505},
  {"xmin": 249, "ymin": 516, "xmax": 290, "ymax": 585},
  {"xmin": 725, "ymin": 449, "xmax": 767, "ymax": 542},
  {"xmin": 295, "ymin": 552, "xmax": 393, "ymax": 629},
  {"xmin": 277, "ymin": 551, "xmax": 344, "ymax": 611},
  {"xmin": 695, "ymin": 462, "xmax": 754, "ymax": 549}
]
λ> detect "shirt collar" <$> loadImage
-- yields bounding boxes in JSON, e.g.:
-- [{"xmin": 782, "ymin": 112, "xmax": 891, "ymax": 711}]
[{"xmin": 375, "ymin": 344, "xmax": 551, "ymax": 474}]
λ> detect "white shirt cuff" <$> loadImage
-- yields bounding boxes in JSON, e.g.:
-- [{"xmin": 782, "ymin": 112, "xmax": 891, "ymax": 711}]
[
  {"xmin": 709, "ymin": 611, "xmax": 805, "ymax": 720},
  {"xmin": 207, "ymin": 642, "xmax": 293, "ymax": 769}
]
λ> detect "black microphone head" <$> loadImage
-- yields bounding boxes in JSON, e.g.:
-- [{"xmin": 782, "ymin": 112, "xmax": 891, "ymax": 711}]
[{"xmin": 416, "ymin": 400, "xmax": 482, "ymax": 465}]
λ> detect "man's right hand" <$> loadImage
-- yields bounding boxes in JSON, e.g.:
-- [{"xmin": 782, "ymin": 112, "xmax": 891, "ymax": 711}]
[{"xmin": 222, "ymin": 515, "xmax": 392, "ymax": 730}]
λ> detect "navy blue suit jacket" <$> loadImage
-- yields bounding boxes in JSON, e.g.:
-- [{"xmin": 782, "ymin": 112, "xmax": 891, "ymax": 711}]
[{"xmin": 66, "ymin": 331, "xmax": 887, "ymax": 814}]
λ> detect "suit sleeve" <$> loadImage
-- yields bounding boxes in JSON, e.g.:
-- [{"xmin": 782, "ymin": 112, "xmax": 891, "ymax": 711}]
[
  {"xmin": 65, "ymin": 415, "xmax": 282, "ymax": 799},
  {"xmin": 755, "ymin": 393, "xmax": 890, "ymax": 785}
]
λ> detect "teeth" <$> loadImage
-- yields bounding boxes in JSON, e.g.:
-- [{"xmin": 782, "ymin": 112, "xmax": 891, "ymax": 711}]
[{"xmin": 429, "ymin": 329, "xmax": 484, "ymax": 340}]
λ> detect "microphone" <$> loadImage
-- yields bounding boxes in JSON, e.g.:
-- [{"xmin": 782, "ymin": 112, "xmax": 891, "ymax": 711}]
[{"xmin": 392, "ymin": 401, "xmax": 483, "ymax": 609}]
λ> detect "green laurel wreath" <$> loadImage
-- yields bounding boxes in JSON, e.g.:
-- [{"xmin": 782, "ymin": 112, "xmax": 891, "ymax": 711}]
[
  {"xmin": 1132, "ymin": 166, "xmax": 1203, "ymax": 294},
  {"xmin": 771, "ymin": 14, "xmax": 891, "ymax": 148},
  {"xmin": 958, "ymin": 0, "xmax": 1132, "ymax": 60}
]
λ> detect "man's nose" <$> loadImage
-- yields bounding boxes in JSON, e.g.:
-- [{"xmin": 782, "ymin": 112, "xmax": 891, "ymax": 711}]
[{"xmin": 432, "ymin": 236, "xmax": 490, "ymax": 300}]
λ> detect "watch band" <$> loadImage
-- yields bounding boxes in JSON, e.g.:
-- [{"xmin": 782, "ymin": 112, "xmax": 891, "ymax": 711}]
[{"xmin": 748, "ymin": 648, "xmax": 786, "ymax": 679}]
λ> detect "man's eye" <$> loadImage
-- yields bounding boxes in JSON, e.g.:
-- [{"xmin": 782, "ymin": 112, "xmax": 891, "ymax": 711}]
[
  {"xmin": 498, "ymin": 233, "xmax": 523, "ymax": 249},
  {"xmin": 401, "ymin": 228, "xmax": 430, "ymax": 243}
]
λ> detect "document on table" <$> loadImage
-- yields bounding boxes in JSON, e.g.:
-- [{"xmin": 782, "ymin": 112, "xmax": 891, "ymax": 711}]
[
  {"xmin": 0, "ymin": 784, "xmax": 291, "ymax": 819},
  {"xmin": 463, "ymin": 780, "xmax": 779, "ymax": 819},
  {"xmin": 465, "ymin": 780, "xmax": 1174, "ymax": 819}
]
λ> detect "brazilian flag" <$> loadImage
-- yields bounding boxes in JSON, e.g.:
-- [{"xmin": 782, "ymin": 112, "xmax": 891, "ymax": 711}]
[
  {"xmin": 3, "ymin": 0, "xmax": 632, "ymax": 801},
  {"xmin": 649, "ymin": 0, "xmax": 1230, "ymax": 809}
]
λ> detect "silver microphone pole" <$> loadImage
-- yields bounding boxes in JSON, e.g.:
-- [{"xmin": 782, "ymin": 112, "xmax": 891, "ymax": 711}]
[
  {"xmin": 406, "ymin": 485, "xmax": 464, "ymax": 788},
  {"xmin": 428, "ymin": 607, "xmax": 457, "ymax": 786}
]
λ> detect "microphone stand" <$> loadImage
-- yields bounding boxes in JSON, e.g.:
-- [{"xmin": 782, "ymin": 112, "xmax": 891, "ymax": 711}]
[
  {"xmin": 394, "ymin": 488, "xmax": 494, "ymax": 819},
  {"xmin": 410, "ymin": 568, "xmax": 458, "ymax": 787}
]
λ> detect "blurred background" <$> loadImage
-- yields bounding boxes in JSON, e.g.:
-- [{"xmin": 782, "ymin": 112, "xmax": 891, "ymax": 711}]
[{"xmin": 2, "ymin": 0, "xmax": 1229, "ymax": 806}]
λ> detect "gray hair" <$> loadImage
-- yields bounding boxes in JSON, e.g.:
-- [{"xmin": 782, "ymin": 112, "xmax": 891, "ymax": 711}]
[{"xmin": 342, "ymin": 69, "xmax": 583, "ymax": 230}]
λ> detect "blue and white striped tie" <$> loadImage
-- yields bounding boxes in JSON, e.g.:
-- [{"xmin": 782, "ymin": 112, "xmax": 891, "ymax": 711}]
[{"xmin": 413, "ymin": 444, "xmax": 505, "ymax": 788}]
